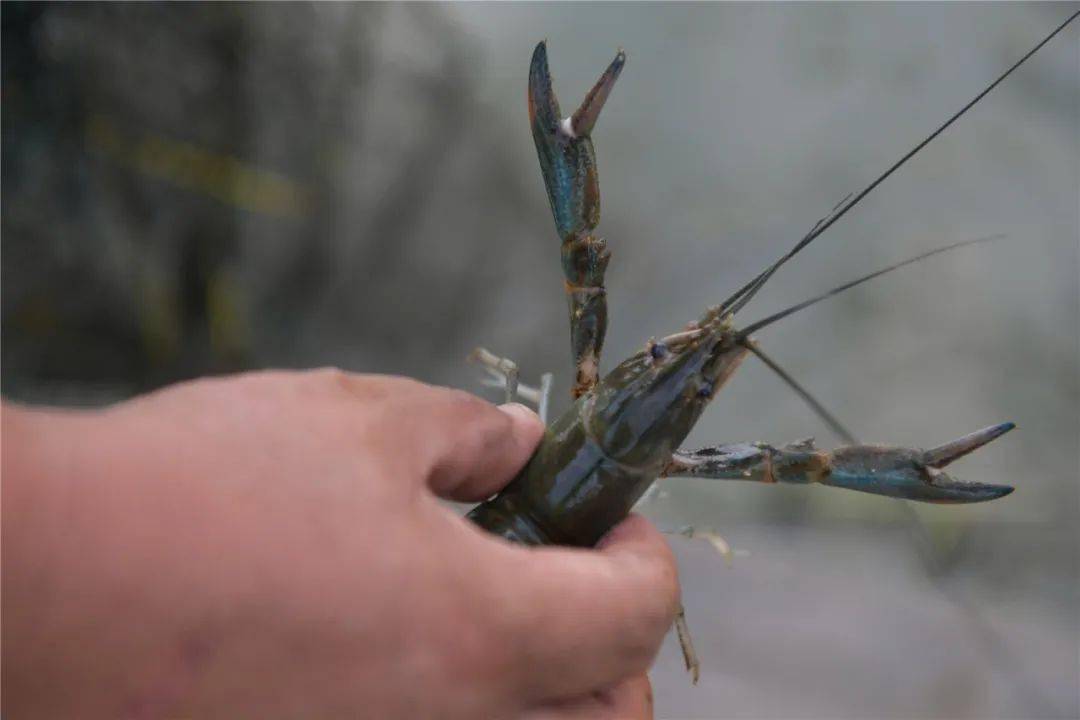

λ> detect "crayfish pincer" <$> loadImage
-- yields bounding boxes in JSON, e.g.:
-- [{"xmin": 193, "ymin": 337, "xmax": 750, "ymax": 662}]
[{"xmin": 468, "ymin": 15, "xmax": 1076, "ymax": 681}]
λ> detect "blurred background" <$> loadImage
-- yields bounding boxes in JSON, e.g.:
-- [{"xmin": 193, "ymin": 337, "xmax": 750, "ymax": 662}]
[{"xmin": 3, "ymin": 3, "xmax": 1077, "ymax": 717}]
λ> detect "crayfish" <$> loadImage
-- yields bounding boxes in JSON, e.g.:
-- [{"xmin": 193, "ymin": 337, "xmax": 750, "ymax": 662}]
[{"xmin": 467, "ymin": 12, "xmax": 1077, "ymax": 683}]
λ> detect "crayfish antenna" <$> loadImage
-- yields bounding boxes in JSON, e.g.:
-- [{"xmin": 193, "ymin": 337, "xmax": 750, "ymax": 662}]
[
  {"xmin": 718, "ymin": 9, "xmax": 1079, "ymax": 317},
  {"xmin": 738, "ymin": 234, "xmax": 1004, "ymax": 338}
]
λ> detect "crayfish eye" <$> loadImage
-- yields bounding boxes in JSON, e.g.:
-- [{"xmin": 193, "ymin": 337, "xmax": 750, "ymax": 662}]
[
  {"xmin": 649, "ymin": 341, "xmax": 669, "ymax": 361},
  {"xmin": 696, "ymin": 379, "xmax": 715, "ymax": 399}
]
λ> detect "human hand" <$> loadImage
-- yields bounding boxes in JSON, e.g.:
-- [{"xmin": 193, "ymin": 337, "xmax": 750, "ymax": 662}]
[{"xmin": 3, "ymin": 369, "xmax": 679, "ymax": 719}]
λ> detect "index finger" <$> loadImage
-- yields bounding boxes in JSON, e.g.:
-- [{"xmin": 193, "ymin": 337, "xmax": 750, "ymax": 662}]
[{"xmin": 472, "ymin": 514, "xmax": 680, "ymax": 702}]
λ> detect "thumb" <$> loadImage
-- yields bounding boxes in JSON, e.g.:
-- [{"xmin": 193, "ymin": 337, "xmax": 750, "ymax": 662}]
[{"xmin": 422, "ymin": 398, "xmax": 545, "ymax": 502}]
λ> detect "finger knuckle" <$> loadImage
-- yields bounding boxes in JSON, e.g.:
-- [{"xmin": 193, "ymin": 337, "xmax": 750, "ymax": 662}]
[
  {"xmin": 224, "ymin": 368, "xmax": 289, "ymax": 390},
  {"xmin": 445, "ymin": 390, "xmax": 507, "ymax": 436},
  {"xmin": 445, "ymin": 388, "xmax": 492, "ymax": 416},
  {"xmin": 308, "ymin": 366, "xmax": 356, "ymax": 391},
  {"xmin": 306, "ymin": 368, "xmax": 428, "ymax": 402}
]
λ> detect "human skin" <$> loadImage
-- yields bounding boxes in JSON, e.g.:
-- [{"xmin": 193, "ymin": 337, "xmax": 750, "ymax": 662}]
[{"xmin": 2, "ymin": 369, "xmax": 680, "ymax": 719}]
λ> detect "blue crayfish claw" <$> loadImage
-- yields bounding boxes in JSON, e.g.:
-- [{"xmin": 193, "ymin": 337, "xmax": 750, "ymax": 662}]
[
  {"xmin": 828, "ymin": 422, "xmax": 1016, "ymax": 504},
  {"xmin": 528, "ymin": 41, "xmax": 625, "ymax": 240},
  {"xmin": 529, "ymin": 41, "xmax": 626, "ymax": 398}
]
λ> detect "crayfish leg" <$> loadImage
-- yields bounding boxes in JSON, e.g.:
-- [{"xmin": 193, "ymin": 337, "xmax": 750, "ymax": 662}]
[
  {"xmin": 665, "ymin": 425, "xmax": 1016, "ymax": 503},
  {"xmin": 529, "ymin": 42, "xmax": 624, "ymax": 399},
  {"xmin": 674, "ymin": 604, "xmax": 700, "ymax": 685},
  {"xmin": 563, "ymin": 237, "xmax": 610, "ymax": 398},
  {"xmin": 468, "ymin": 347, "xmax": 554, "ymax": 423}
]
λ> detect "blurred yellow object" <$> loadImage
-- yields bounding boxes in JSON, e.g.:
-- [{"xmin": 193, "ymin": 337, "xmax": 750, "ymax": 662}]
[
  {"xmin": 137, "ymin": 270, "xmax": 181, "ymax": 367},
  {"xmin": 86, "ymin": 114, "xmax": 311, "ymax": 218},
  {"xmin": 207, "ymin": 269, "xmax": 250, "ymax": 364}
]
